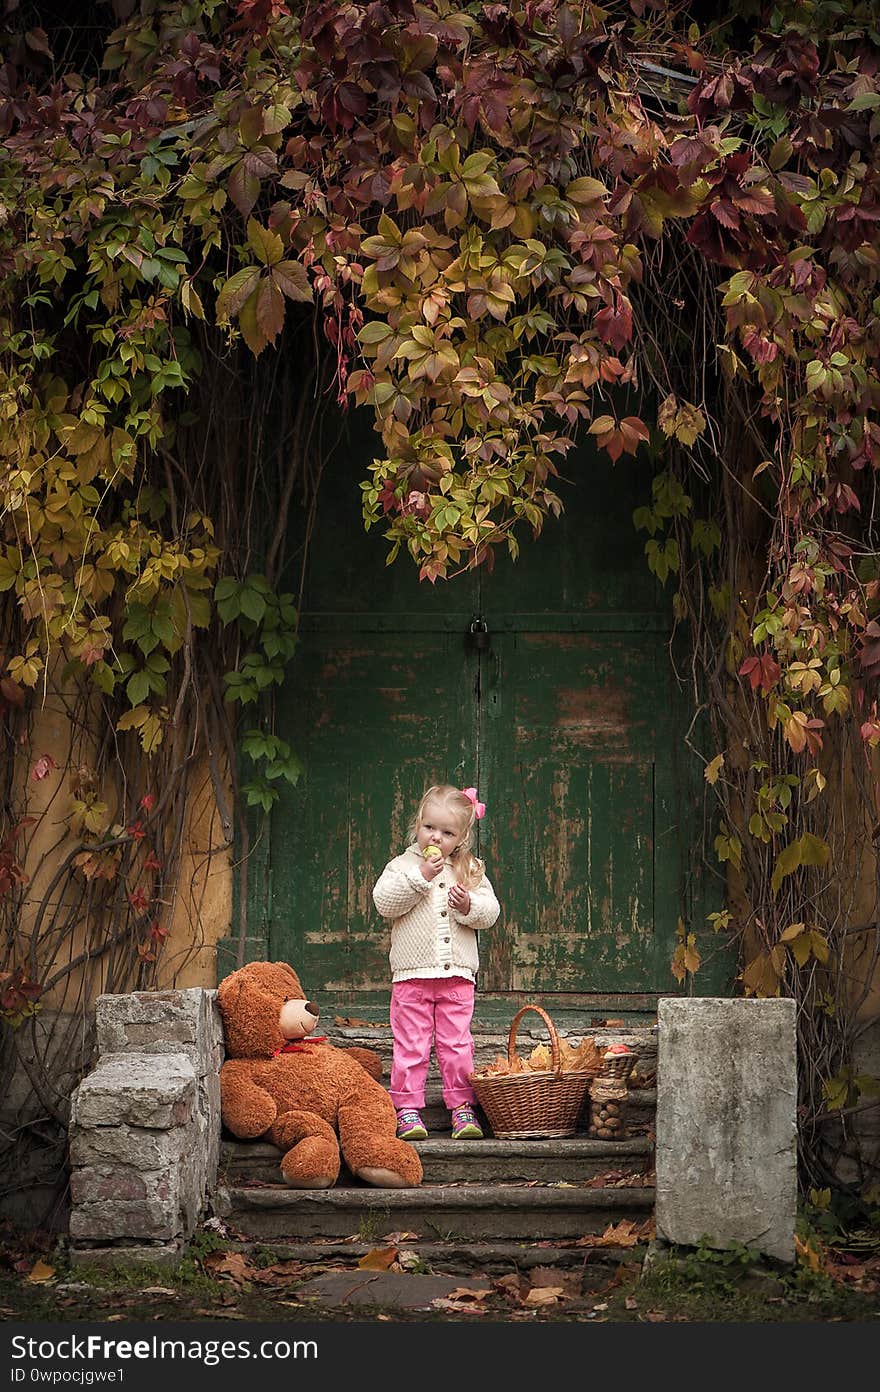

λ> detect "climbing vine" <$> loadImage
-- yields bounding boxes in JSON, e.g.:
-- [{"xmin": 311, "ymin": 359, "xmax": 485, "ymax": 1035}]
[{"xmin": 2, "ymin": 0, "xmax": 880, "ymax": 1214}]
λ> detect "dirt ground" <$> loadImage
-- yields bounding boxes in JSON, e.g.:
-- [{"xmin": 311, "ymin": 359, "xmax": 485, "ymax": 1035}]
[{"xmin": 1, "ymin": 1221, "xmax": 878, "ymax": 1326}]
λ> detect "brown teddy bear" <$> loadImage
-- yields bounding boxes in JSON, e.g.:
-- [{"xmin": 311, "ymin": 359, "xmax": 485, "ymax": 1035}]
[{"xmin": 217, "ymin": 960, "xmax": 423, "ymax": 1189}]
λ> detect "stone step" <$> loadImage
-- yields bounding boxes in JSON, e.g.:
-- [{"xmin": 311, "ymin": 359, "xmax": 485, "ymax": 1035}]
[
  {"xmin": 327, "ymin": 1022, "xmax": 658, "ymax": 1076},
  {"xmin": 221, "ymin": 1134, "xmax": 655, "ymax": 1186},
  {"xmin": 220, "ymin": 1235, "xmax": 651, "ymax": 1277},
  {"xmin": 419, "ymin": 1085, "xmax": 656, "ymax": 1134},
  {"xmin": 215, "ymin": 1180, "xmax": 655, "ymax": 1242}
]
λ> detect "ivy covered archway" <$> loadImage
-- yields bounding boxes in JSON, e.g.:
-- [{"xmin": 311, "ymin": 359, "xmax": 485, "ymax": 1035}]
[{"xmin": 1, "ymin": 0, "xmax": 879, "ymax": 1221}]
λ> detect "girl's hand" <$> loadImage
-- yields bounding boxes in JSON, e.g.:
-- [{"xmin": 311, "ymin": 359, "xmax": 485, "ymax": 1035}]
[
  {"xmin": 448, "ymin": 884, "xmax": 471, "ymax": 915},
  {"xmin": 420, "ymin": 854, "xmax": 445, "ymax": 882}
]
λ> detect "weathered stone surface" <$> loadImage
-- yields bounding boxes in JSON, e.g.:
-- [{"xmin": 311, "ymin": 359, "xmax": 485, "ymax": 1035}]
[
  {"xmin": 655, "ymin": 997, "xmax": 797, "ymax": 1264},
  {"xmin": 96, "ymin": 989, "xmax": 223, "ymax": 1073},
  {"xmin": 69, "ymin": 1241, "xmax": 185, "ymax": 1269},
  {"xmin": 69, "ymin": 1198, "xmax": 179, "ymax": 1241},
  {"xmin": 69, "ymin": 1123, "xmax": 186, "ymax": 1170},
  {"xmin": 70, "ymin": 1053, "xmax": 196, "ymax": 1130},
  {"xmin": 69, "ymin": 988, "xmax": 224, "ymax": 1261},
  {"xmin": 70, "ymin": 1166, "xmax": 148, "ymax": 1204}
]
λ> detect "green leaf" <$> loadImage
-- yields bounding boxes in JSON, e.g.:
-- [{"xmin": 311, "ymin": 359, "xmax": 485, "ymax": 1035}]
[
  {"xmin": 247, "ymin": 218, "xmax": 284, "ymax": 267},
  {"xmin": 239, "ymin": 584, "xmax": 267, "ymax": 623},
  {"xmin": 216, "ymin": 267, "xmax": 262, "ymax": 323},
  {"xmin": 771, "ymin": 832, "xmax": 830, "ymax": 895},
  {"xmin": 126, "ymin": 670, "xmax": 151, "ymax": 706}
]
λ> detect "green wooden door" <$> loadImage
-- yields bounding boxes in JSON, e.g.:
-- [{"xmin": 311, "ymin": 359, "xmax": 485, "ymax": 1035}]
[{"xmin": 250, "ymin": 416, "xmax": 725, "ymax": 1013}]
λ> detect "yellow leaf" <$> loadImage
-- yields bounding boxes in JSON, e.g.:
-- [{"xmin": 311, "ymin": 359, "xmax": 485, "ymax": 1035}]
[
  {"xmin": 683, "ymin": 936, "xmax": 701, "ymax": 974},
  {"xmin": 26, "ymin": 1260, "xmax": 55, "ymax": 1284},
  {"xmin": 574, "ymin": 1219, "xmax": 644, "ymax": 1248},
  {"xmin": 795, "ymin": 1235, "xmax": 821, "ymax": 1273},
  {"xmin": 809, "ymin": 931, "xmax": 830, "ymax": 965},
  {"xmin": 670, "ymin": 944, "xmax": 686, "ymax": 983},
  {"xmin": 524, "ymin": 1286, "xmax": 563, "ymax": 1305},
  {"xmin": 358, "ymin": 1246, "xmax": 398, "ymax": 1270},
  {"xmin": 740, "ymin": 951, "xmax": 784, "ymax": 997},
  {"xmin": 673, "ymin": 401, "xmax": 706, "ymax": 447},
  {"xmin": 704, "ymin": 752, "xmax": 724, "ymax": 785},
  {"xmin": 779, "ymin": 921, "xmax": 806, "ymax": 943}
]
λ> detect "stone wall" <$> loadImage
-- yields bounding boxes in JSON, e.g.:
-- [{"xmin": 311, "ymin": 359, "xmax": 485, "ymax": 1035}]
[{"xmin": 68, "ymin": 988, "xmax": 223, "ymax": 1265}]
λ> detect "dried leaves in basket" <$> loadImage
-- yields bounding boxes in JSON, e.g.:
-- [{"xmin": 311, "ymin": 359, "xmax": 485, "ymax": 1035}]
[{"xmin": 473, "ymin": 1035, "xmax": 603, "ymax": 1078}]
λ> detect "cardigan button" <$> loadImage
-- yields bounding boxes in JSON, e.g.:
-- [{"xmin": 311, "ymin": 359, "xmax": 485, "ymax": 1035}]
[
  {"xmin": 443, "ymin": 937, "xmax": 450, "ymax": 944},
  {"xmin": 440, "ymin": 909, "xmax": 447, "ymax": 917},
  {"xmin": 443, "ymin": 963, "xmax": 450, "ymax": 970}
]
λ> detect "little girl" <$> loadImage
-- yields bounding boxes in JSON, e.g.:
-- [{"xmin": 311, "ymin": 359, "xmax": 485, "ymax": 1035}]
[{"xmin": 372, "ymin": 784, "xmax": 501, "ymax": 1141}]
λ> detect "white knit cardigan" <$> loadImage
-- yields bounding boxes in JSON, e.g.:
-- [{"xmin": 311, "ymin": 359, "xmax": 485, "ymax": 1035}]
[{"xmin": 372, "ymin": 844, "xmax": 501, "ymax": 984}]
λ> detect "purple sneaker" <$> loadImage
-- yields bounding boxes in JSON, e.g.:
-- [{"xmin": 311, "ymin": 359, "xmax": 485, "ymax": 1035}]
[
  {"xmin": 450, "ymin": 1104, "xmax": 483, "ymax": 1139},
  {"xmin": 396, "ymin": 1108, "xmax": 427, "ymax": 1140}
]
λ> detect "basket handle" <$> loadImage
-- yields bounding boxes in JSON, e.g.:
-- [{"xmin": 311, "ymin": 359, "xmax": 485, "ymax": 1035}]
[{"xmin": 507, "ymin": 1004, "xmax": 562, "ymax": 1077}]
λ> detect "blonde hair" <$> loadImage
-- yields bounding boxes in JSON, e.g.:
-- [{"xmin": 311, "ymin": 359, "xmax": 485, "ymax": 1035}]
[{"xmin": 408, "ymin": 784, "xmax": 485, "ymax": 890}]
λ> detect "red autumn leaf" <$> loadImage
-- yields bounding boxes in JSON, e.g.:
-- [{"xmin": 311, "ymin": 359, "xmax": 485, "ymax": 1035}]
[
  {"xmin": 31, "ymin": 754, "xmax": 58, "ymax": 782},
  {"xmin": 739, "ymin": 654, "xmax": 781, "ymax": 692},
  {"xmin": 593, "ymin": 295, "xmax": 632, "ymax": 351}
]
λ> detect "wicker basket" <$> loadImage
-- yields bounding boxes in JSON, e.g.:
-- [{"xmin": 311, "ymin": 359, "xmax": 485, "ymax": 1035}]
[
  {"xmin": 469, "ymin": 1004, "xmax": 593, "ymax": 1139},
  {"xmin": 599, "ymin": 1048, "xmax": 638, "ymax": 1084}
]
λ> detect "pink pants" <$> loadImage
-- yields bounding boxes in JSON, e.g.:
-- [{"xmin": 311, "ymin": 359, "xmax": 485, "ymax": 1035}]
[{"xmin": 389, "ymin": 977, "xmax": 477, "ymax": 1111}]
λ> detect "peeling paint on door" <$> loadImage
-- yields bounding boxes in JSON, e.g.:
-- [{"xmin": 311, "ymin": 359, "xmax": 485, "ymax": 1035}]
[{"xmin": 257, "ymin": 422, "xmax": 726, "ymax": 1009}]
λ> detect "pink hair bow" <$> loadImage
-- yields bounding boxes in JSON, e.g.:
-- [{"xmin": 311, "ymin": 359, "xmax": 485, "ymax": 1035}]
[{"xmin": 462, "ymin": 787, "xmax": 486, "ymax": 819}]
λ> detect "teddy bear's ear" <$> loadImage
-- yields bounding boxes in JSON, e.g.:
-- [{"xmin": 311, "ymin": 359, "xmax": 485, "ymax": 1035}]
[
  {"xmin": 278, "ymin": 961, "xmax": 304, "ymax": 998},
  {"xmin": 217, "ymin": 964, "xmax": 285, "ymax": 1059}
]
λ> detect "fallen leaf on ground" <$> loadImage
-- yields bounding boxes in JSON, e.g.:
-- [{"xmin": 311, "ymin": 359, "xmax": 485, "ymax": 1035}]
[
  {"xmin": 575, "ymin": 1218, "xmax": 650, "ymax": 1248},
  {"xmin": 625, "ymin": 1295, "xmax": 639, "ymax": 1310},
  {"xmin": 249, "ymin": 1261, "xmax": 314, "ymax": 1284},
  {"xmin": 527, "ymin": 1266, "xmax": 581, "ymax": 1297},
  {"xmin": 203, "ymin": 1251, "xmax": 254, "ymax": 1283},
  {"xmin": 524, "ymin": 1286, "xmax": 563, "ymax": 1306},
  {"xmin": 431, "ymin": 1298, "xmax": 487, "ymax": 1314},
  {"xmin": 358, "ymin": 1246, "xmax": 398, "ymax": 1270},
  {"xmin": 26, "ymin": 1260, "xmax": 55, "ymax": 1284},
  {"xmin": 334, "ymin": 1016, "xmax": 386, "ymax": 1027},
  {"xmin": 493, "ymin": 1274, "xmax": 524, "ymax": 1298},
  {"xmin": 446, "ymin": 1286, "xmax": 493, "ymax": 1302},
  {"xmin": 396, "ymin": 1251, "xmax": 424, "ymax": 1272},
  {"xmin": 644, "ymin": 1310, "xmax": 668, "ymax": 1322},
  {"xmin": 383, "ymin": 1230, "xmax": 420, "ymax": 1242}
]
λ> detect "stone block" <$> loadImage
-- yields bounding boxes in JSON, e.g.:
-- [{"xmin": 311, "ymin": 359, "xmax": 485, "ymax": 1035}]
[
  {"xmin": 69, "ymin": 1166, "xmax": 148, "ymax": 1205},
  {"xmin": 70, "ymin": 1053, "xmax": 196, "ymax": 1130},
  {"xmin": 69, "ymin": 1199, "xmax": 178, "ymax": 1242},
  {"xmin": 96, "ymin": 989, "xmax": 223, "ymax": 1073},
  {"xmin": 69, "ymin": 1241, "xmax": 185, "ymax": 1268},
  {"xmin": 69, "ymin": 1122, "xmax": 187, "ymax": 1170},
  {"xmin": 655, "ymin": 997, "xmax": 797, "ymax": 1264}
]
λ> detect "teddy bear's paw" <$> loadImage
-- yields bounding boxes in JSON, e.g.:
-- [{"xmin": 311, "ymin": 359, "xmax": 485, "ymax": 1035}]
[
  {"xmin": 354, "ymin": 1167, "xmax": 414, "ymax": 1188},
  {"xmin": 282, "ymin": 1173, "xmax": 336, "ymax": 1189}
]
